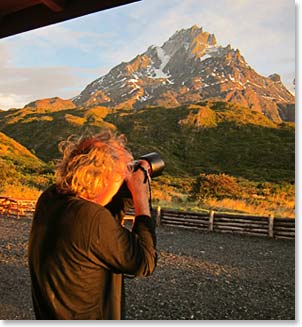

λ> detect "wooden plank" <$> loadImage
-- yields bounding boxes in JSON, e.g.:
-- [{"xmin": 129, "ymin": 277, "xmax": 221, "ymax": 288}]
[
  {"xmin": 162, "ymin": 214, "xmax": 209, "ymax": 222},
  {"xmin": 41, "ymin": 0, "xmax": 65, "ymax": 12},
  {"xmin": 161, "ymin": 217, "xmax": 209, "ymax": 225},
  {"xmin": 162, "ymin": 209, "xmax": 208, "ymax": 218},
  {"xmin": 213, "ymin": 224, "xmax": 267, "ymax": 234},
  {"xmin": 165, "ymin": 224, "xmax": 209, "ymax": 232},
  {"xmin": 162, "ymin": 218, "xmax": 209, "ymax": 225},
  {"xmin": 162, "ymin": 213, "xmax": 209, "ymax": 220},
  {"xmin": 215, "ymin": 217, "xmax": 268, "ymax": 225},
  {"xmin": 274, "ymin": 221, "xmax": 295, "ymax": 227},
  {"xmin": 274, "ymin": 231, "xmax": 295, "ymax": 236},
  {"xmin": 215, "ymin": 212, "xmax": 268, "ymax": 220},
  {"xmin": 214, "ymin": 226, "xmax": 268, "ymax": 233},
  {"xmin": 161, "ymin": 220, "xmax": 208, "ymax": 229},
  {"xmin": 275, "ymin": 218, "xmax": 295, "ymax": 223},
  {"xmin": 275, "ymin": 234, "xmax": 295, "ymax": 240},
  {"xmin": 213, "ymin": 229, "xmax": 268, "ymax": 237},
  {"xmin": 274, "ymin": 226, "xmax": 295, "ymax": 232},
  {"xmin": 214, "ymin": 221, "xmax": 268, "ymax": 229}
]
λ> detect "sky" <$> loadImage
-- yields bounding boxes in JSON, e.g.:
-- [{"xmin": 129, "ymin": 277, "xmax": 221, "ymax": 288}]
[{"xmin": 0, "ymin": 0, "xmax": 296, "ymax": 110}]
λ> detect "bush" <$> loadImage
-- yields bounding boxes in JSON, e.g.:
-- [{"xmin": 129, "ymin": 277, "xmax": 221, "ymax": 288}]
[
  {"xmin": 0, "ymin": 160, "xmax": 20, "ymax": 185},
  {"xmin": 190, "ymin": 173, "xmax": 242, "ymax": 202}
]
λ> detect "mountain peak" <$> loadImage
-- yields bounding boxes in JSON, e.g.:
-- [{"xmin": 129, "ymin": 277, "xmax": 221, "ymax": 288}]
[
  {"xmin": 73, "ymin": 25, "xmax": 295, "ymax": 123},
  {"xmin": 162, "ymin": 25, "xmax": 217, "ymax": 59}
]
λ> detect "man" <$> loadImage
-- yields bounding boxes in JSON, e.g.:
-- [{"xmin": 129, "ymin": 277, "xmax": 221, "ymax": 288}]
[{"xmin": 28, "ymin": 129, "xmax": 157, "ymax": 319}]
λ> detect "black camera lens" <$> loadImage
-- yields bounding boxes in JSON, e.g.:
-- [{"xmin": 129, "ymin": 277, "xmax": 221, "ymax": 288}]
[
  {"xmin": 115, "ymin": 152, "xmax": 165, "ymax": 199},
  {"xmin": 139, "ymin": 152, "xmax": 165, "ymax": 178}
]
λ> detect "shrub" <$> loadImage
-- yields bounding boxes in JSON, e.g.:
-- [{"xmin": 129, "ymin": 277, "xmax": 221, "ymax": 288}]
[{"xmin": 190, "ymin": 173, "xmax": 242, "ymax": 202}]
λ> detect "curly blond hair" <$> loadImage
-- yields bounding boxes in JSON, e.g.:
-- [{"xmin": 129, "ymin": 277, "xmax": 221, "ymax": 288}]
[{"xmin": 55, "ymin": 129, "xmax": 133, "ymax": 199}]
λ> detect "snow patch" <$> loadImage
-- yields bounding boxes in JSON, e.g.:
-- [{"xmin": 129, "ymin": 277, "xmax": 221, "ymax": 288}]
[
  {"xmin": 128, "ymin": 86, "xmax": 140, "ymax": 94},
  {"xmin": 263, "ymin": 95, "xmax": 275, "ymax": 99},
  {"xmin": 199, "ymin": 45, "xmax": 220, "ymax": 62},
  {"xmin": 138, "ymin": 94, "xmax": 153, "ymax": 102},
  {"xmin": 200, "ymin": 54, "xmax": 211, "ymax": 62},
  {"xmin": 128, "ymin": 78, "xmax": 138, "ymax": 83},
  {"xmin": 156, "ymin": 47, "xmax": 170, "ymax": 69},
  {"xmin": 245, "ymin": 80, "xmax": 262, "ymax": 88},
  {"xmin": 93, "ymin": 77, "xmax": 104, "ymax": 86},
  {"xmin": 152, "ymin": 47, "xmax": 171, "ymax": 78}
]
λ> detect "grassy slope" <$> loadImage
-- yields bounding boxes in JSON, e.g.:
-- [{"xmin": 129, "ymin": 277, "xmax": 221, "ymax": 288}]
[
  {"xmin": 0, "ymin": 102, "xmax": 294, "ymax": 182},
  {"xmin": 0, "ymin": 132, "xmax": 52, "ymax": 198},
  {"xmin": 0, "ymin": 101, "xmax": 295, "ymax": 212},
  {"xmin": 0, "ymin": 106, "xmax": 114, "ymax": 162},
  {"xmin": 105, "ymin": 102, "xmax": 294, "ymax": 182}
]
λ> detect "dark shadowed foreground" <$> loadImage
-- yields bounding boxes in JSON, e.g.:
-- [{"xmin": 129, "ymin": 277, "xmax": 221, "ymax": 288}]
[{"xmin": 0, "ymin": 215, "xmax": 295, "ymax": 320}]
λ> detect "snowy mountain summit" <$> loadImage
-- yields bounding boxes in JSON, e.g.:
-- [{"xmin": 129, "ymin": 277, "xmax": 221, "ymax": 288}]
[{"xmin": 73, "ymin": 25, "xmax": 294, "ymax": 123}]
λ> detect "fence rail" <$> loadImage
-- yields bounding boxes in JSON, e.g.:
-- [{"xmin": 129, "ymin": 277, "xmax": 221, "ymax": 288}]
[
  {"xmin": 126, "ymin": 207, "xmax": 294, "ymax": 239},
  {"xmin": 158, "ymin": 208, "xmax": 295, "ymax": 239},
  {"xmin": 0, "ymin": 196, "xmax": 36, "ymax": 218},
  {"xmin": 0, "ymin": 196, "xmax": 294, "ymax": 239}
]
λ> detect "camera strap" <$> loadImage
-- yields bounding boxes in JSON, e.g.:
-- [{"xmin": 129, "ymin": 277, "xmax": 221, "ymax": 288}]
[
  {"xmin": 137, "ymin": 165, "xmax": 152, "ymax": 211},
  {"xmin": 137, "ymin": 165, "xmax": 150, "ymax": 184}
]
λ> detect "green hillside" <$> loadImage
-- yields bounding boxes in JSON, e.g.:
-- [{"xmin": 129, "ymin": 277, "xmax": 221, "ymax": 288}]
[
  {"xmin": 0, "ymin": 106, "xmax": 114, "ymax": 162},
  {"xmin": 0, "ymin": 132, "xmax": 52, "ymax": 198},
  {"xmin": 0, "ymin": 101, "xmax": 295, "ymax": 216},
  {"xmin": 106, "ymin": 102, "xmax": 294, "ymax": 182},
  {"xmin": 0, "ymin": 101, "xmax": 294, "ymax": 182}
]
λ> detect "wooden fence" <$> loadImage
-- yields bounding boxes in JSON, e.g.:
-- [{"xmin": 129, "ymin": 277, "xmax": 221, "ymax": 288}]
[
  {"xmin": 0, "ymin": 196, "xmax": 36, "ymax": 219},
  {"xmin": 157, "ymin": 208, "xmax": 295, "ymax": 240},
  {"xmin": 0, "ymin": 196, "xmax": 294, "ymax": 239}
]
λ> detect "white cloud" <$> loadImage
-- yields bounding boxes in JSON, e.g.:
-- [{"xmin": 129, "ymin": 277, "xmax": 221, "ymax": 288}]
[
  {"xmin": 0, "ymin": 0, "xmax": 295, "ymax": 108},
  {"xmin": 0, "ymin": 28, "xmax": 111, "ymax": 109},
  {"xmin": 129, "ymin": 0, "xmax": 295, "ymax": 91},
  {"xmin": 0, "ymin": 42, "xmax": 106, "ymax": 109},
  {"xmin": 9, "ymin": 24, "xmax": 111, "ymax": 55},
  {"xmin": 0, "ymin": 94, "xmax": 28, "ymax": 109}
]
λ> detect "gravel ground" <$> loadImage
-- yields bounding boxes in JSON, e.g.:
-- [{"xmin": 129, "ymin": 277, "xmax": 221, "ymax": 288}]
[{"xmin": 0, "ymin": 215, "xmax": 295, "ymax": 320}]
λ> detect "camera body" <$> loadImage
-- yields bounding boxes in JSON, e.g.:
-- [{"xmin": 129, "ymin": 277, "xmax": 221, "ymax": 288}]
[
  {"xmin": 118, "ymin": 152, "xmax": 165, "ymax": 198},
  {"xmin": 132, "ymin": 152, "xmax": 165, "ymax": 178}
]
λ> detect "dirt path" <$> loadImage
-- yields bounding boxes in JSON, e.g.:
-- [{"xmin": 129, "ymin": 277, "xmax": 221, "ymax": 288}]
[{"xmin": 0, "ymin": 216, "xmax": 295, "ymax": 320}]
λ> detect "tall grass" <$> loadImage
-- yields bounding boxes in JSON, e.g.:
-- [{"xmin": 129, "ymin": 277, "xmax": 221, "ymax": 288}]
[
  {"xmin": 0, "ymin": 183, "xmax": 41, "ymax": 200},
  {"xmin": 203, "ymin": 197, "xmax": 294, "ymax": 218},
  {"xmin": 151, "ymin": 175, "xmax": 295, "ymax": 218}
]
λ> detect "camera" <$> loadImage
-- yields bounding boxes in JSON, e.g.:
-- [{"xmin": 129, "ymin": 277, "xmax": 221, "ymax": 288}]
[
  {"xmin": 118, "ymin": 152, "xmax": 165, "ymax": 198},
  {"xmin": 132, "ymin": 152, "xmax": 165, "ymax": 178},
  {"xmin": 105, "ymin": 152, "xmax": 165, "ymax": 221}
]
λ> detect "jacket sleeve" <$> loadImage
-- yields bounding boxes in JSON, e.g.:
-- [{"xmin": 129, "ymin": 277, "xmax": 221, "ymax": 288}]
[{"xmin": 89, "ymin": 207, "xmax": 157, "ymax": 277}]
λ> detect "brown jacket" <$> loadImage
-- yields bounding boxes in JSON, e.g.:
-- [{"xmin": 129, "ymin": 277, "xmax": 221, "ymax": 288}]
[{"xmin": 28, "ymin": 184, "xmax": 157, "ymax": 320}]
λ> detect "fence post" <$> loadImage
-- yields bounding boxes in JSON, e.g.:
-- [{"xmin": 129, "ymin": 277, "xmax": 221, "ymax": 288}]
[
  {"xmin": 156, "ymin": 206, "xmax": 161, "ymax": 226},
  {"xmin": 268, "ymin": 214, "xmax": 274, "ymax": 238},
  {"xmin": 209, "ymin": 210, "xmax": 214, "ymax": 231},
  {"xmin": 16, "ymin": 201, "xmax": 19, "ymax": 218}
]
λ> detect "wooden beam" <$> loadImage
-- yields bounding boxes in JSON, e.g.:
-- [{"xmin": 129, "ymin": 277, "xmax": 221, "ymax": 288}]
[
  {"xmin": 0, "ymin": 0, "xmax": 41, "ymax": 16},
  {"xmin": 41, "ymin": 0, "xmax": 65, "ymax": 12},
  {"xmin": 0, "ymin": 0, "xmax": 141, "ymax": 39}
]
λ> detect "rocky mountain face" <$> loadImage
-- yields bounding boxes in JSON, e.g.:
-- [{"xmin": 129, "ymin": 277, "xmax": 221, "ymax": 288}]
[{"xmin": 72, "ymin": 25, "xmax": 294, "ymax": 123}]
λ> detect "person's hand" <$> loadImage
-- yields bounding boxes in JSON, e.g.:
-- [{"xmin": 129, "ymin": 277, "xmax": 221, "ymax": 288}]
[{"xmin": 125, "ymin": 160, "xmax": 151, "ymax": 216}]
